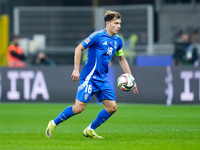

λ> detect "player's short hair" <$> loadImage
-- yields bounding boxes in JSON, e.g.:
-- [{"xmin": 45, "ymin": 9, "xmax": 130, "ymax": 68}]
[{"xmin": 104, "ymin": 10, "xmax": 121, "ymax": 22}]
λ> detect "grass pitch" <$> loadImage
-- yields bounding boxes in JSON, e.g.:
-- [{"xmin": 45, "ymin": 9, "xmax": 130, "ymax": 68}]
[{"xmin": 0, "ymin": 103, "xmax": 200, "ymax": 150}]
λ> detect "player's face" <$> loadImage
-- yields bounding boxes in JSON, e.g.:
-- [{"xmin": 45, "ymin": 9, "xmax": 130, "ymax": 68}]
[{"xmin": 106, "ymin": 18, "xmax": 121, "ymax": 36}]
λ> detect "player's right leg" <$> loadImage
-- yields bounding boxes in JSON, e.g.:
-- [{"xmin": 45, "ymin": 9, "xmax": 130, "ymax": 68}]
[
  {"xmin": 45, "ymin": 120, "xmax": 56, "ymax": 138},
  {"xmin": 45, "ymin": 99, "xmax": 87, "ymax": 138}
]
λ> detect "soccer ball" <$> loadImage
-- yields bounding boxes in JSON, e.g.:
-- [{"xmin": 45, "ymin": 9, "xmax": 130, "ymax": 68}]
[{"xmin": 117, "ymin": 73, "xmax": 135, "ymax": 91}]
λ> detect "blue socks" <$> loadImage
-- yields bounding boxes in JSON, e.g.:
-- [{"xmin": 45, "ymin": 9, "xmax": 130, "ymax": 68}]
[
  {"xmin": 54, "ymin": 106, "xmax": 75, "ymax": 125},
  {"xmin": 91, "ymin": 108, "xmax": 112, "ymax": 130},
  {"xmin": 53, "ymin": 106, "xmax": 112, "ymax": 130}
]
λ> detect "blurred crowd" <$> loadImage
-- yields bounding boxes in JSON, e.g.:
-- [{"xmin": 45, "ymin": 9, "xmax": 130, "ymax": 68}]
[
  {"xmin": 172, "ymin": 31, "xmax": 199, "ymax": 66},
  {"xmin": 7, "ymin": 33, "xmax": 199, "ymax": 68},
  {"xmin": 7, "ymin": 35, "xmax": 56, "ymax": 67}
]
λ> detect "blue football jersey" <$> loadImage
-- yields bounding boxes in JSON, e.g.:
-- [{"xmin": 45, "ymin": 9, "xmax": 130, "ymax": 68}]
[{"xmin": 80, "ymin": 28, "xmax": 123, "ymax": 81}]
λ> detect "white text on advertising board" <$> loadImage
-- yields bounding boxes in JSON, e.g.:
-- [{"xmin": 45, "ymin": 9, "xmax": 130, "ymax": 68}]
[{"xmin": 7, "ymin": 70, "xmax": 49, "ymax": 100}]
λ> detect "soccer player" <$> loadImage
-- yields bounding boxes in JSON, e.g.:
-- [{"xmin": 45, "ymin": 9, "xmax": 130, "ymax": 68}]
[{"xmin": 45, "ymin": 10, "xmax": 138, "ymax": 139}]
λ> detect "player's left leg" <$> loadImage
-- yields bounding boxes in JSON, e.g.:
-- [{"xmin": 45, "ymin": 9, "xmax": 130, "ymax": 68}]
[
  {"xmin": 90, "ymin": 100, "xmax": 117, "ymax": 129},
  {"xmin": 83, "ymin": 100, "xmax": 117, "ymax": 138},
  {"xmin": 83, "ymin": 80, "xmax": 116, "ymax": 138}
]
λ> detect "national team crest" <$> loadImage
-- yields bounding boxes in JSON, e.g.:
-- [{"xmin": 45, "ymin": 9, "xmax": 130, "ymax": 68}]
[
  {"xmin": 84, "ymin": 94, "xmax": 89, "ymax": 100},
  {"xmin": 114, "ymin": 41, "xmax": 117, "ymax": 49}
]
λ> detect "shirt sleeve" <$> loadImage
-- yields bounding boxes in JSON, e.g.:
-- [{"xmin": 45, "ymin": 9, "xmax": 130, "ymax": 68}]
[
  {"xmin": 115, "ymin": 37, "xmax": 124, "ymax": 56},
  {"xmin": 117, "ymin": 38, "xmax": 123, "ymax": 51},
  {"xmin": 81, "ymin": 31, "xmax": 99, "ymax": 49}
]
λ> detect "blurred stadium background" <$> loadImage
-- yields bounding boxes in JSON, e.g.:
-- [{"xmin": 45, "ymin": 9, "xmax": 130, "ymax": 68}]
[
  {"xmin": 1, "ymin": 0, "xmax": 200, "ymax": 65},
  {"xmin": 1, "ymin": 0, "xmax": 200, "ymax": 64},
  {"xmin": 0, "ymin": 0, "xmax": 200, "ymax": 105},
  {"xmin": 1, "ymin": 2, "xmax": 200, "ymax": 150}
]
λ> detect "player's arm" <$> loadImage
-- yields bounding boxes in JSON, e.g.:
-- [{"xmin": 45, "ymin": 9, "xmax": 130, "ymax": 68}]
[
  {"xmin": 71, "ymin": 31, "xmax": 97, "ymax": 81},
  {"xmin": 117, "ymin": 55, "xmax": 132, "ymax": 75},
  {"xmin": 71, "ymin": 43, "xmax": 85, "ymax": 81},
  {"xmin": 116, "ymin": 49, "xmax": 132, "ymax": 74},
  {"xmin": 116, "ymin": 50, "xmax": 138, "ymax": 94}
]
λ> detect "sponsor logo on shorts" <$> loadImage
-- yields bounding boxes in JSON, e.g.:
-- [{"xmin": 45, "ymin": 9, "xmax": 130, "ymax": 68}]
[{"xmin": 84, "ymin": 94, "xmax": 89, "ymax": 100}]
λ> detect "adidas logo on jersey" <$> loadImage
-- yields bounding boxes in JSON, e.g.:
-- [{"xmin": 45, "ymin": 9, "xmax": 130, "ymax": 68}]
[{"xmin": 103, "ymin": 41, "xmax": 108, "ymax": 45}]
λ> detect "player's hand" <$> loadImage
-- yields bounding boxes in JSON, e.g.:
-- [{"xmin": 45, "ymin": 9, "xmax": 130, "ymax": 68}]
[
  {"xmin": 71, "ymin": 69, "xmax": 80, "ymax": 81},
  {"xmin": 133, "ymin": 83, "xmax": 138, "ymax": 94}
]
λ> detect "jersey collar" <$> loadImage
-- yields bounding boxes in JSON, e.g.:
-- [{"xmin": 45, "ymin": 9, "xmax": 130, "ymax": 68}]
[{"xmin": 104, "ymin": 28, "xmax": 117, "ymax": 40}]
